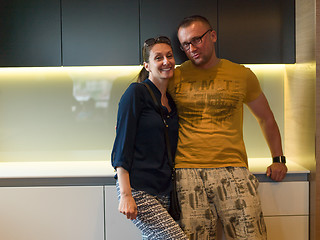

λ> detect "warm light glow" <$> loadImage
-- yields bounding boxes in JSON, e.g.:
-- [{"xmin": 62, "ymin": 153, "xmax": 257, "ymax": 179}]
[
  {"xmin": 0, "ymin": 64, "xmax": 291, "ymax": 74},
  {"xmin": 0, "ymin": 66, "xmax": 143, "ymax": 77},
  {"xmin": 244, "ymin": 64, "xmax": 288, "ymax": 70}
]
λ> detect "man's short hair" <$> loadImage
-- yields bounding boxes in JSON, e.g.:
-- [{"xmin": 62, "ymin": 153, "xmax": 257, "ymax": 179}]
[{"xmin": 177, "ymin": 15, "xmax": 213, "ymax": 31}]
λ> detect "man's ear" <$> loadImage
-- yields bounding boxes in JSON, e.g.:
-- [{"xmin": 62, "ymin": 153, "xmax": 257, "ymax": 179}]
[{"xmin": 210, "ymin": 30, "xmax": 217, "ymax": 43}]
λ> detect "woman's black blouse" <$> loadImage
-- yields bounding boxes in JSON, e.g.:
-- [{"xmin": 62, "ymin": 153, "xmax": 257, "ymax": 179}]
[{"xmin": 111, "ymin": 79, "xmax": 179, "ymax": 196}]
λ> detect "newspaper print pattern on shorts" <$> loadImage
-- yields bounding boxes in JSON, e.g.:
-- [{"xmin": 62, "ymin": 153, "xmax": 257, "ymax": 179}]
[{"xmin": 176, "ymin": 167, "xmax": 267, "ymax": 240}]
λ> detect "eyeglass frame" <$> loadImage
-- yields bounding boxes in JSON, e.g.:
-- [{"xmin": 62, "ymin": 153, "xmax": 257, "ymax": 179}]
[{"xmin": 180, "ymin": 29, "xmax": 212, "ymax": 51}]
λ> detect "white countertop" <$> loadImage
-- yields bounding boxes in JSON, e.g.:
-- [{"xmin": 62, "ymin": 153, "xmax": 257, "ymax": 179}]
[
  {"xmin": 248, "ymin": 158, "xmax": 310, "ymax": 174},
  {"xmin": 0, "ymin": 158, "xmax": 309, "ymax": 179},
  {"xmin": 0, "ymin": 161, "xmax": 114, "ymax": 178}
]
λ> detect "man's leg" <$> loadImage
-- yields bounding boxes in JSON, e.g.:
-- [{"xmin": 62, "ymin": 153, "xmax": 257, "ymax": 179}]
[
  {"xmin": 176, "ymin": 168, "xmax": 218, "ymax": 240},
  {"xmin": 211, "ymin": 167, "xmax": 267, "ymax": 240}
]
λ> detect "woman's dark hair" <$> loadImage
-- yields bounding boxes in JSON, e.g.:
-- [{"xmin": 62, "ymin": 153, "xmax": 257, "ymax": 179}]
[{"xmin": 137, "ymin": 36, "xmax": 172, "ymax": 83}]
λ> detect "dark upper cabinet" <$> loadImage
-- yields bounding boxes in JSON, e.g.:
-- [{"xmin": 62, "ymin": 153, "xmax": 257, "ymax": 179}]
[
  {"xmin": 0, "ymin": 0, "xmax": 61, "ymax": 67},
  {"xmin": 0, "ymin": 0, "xmax": 295, "ymax": 67},
  {"xmin": 218, "ymin": 0, "xmax": 295, "ymax": 64},
  {"xmin": 140, "ymin": 0, "xmax": 218, "ymax": 65},
  {"xmin": 61, "ymin": 0, "xmax": 139, "ymax": 66}
]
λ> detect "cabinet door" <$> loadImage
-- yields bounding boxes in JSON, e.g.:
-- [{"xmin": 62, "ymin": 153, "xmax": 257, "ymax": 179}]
[
  {"xmin": 0, "ymin": 186, "xmax": 104, "ymax": 240},
  {"xmin": 62, "ymin": 0, "xmax": 139, "ymax": 66},
  {"xmin": 264, "ymin": 216, "xmax": 309, "ymax": 240},
  {"xmin": 218, "ymin": 0, "xmax": 295, "ymax": 63},
  {"xmin": 140, "ymin": 0, "xmax": 218, "ymax": 65},
  {"xmin": 0, "ymin": 0, "xmax": 61, "ymax": 67},
  {"xmin": 258, "ymin": 181, "xmax": 309, "ymax": 216}
]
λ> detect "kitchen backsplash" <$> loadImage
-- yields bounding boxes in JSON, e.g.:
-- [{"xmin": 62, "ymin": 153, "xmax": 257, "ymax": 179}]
[{"xmin": 0, "ymin": 65, "xmax": 285, "ymax": 162}]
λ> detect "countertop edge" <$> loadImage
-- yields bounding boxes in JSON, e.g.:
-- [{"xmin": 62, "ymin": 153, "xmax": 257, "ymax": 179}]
[
  {"xmin": 0, "ymin": 159, "xmax": 310, "ymax": 187},
  {"xmin": 0, "ymin": 172, "xmax": 309, "ymax": 187}
]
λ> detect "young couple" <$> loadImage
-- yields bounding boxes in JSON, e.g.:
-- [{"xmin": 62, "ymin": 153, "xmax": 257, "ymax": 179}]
[{"xmin": 111, "ymin": 15, "xmax": 287, "ymax": 240}]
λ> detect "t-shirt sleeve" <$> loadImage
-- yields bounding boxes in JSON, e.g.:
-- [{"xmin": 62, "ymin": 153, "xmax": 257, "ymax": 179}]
[
  {"xmin": 244, "ymin": 68, "xmax": 262, "ymax": 103},
  {"xmin": 111, "ymin": 83, "xmax": 143, "ymax": 172}
]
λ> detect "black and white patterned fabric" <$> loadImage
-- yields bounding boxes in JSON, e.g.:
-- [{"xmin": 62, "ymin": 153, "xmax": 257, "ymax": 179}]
[{"xmin": 116, "ymin": 182, "xmax": 188, "ymax": 240}]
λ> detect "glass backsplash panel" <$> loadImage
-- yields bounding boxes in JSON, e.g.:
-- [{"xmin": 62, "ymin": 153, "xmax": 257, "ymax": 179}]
[{"xmin": 0, "ymin": 65, "xmax": 284, "ymax": 162}]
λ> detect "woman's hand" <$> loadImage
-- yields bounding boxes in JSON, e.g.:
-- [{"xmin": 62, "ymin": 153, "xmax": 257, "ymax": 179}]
[
  {"xmin": 119, "ymin": 194, "xmax": 138, "ymax": 220},
  {"xmin": 116, "ymin": 167, "xmax": 138, "ymax": 219}
]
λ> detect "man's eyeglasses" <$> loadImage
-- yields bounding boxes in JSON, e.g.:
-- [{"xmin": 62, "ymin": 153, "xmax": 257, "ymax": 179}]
[
  {"xmin": 180, "ymin": 29, "xmax": 212, "ymax": 51},
  {"xmin": 144, "ymin": 36, "xmax": 171, "ymax": 47}
]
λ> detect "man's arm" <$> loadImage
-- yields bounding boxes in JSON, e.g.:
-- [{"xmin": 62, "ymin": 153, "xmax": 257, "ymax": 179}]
[{"xmin": 247, "ymin": 93, "xmax": 287, "ymax": 182}]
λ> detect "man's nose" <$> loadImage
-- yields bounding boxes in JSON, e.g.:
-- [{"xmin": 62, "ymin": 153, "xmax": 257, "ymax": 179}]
[{"xmin": 189, "ymin": 43, "xmax": 197, "ymax": 51}]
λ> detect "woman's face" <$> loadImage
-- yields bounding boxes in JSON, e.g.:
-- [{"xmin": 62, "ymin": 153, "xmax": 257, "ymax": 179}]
[{"xmin": 144, "ymin": 43, "xmax": 175, "ymax": 81}]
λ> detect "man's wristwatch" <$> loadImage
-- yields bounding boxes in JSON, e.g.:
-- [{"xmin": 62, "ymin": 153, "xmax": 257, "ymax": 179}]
[{"xmin": 273, "ymin": 156, "xmax": 286, "ymax": 164}]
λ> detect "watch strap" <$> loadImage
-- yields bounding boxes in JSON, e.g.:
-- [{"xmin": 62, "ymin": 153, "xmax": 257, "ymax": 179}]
[{"xmin": 273, "ymin": 156, "xmax": 286, "ymax": 164}]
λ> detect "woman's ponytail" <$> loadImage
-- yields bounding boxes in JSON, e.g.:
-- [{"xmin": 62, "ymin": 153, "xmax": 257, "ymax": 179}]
[{"xmin": 137, "ymin": 67, "xmax": 149, "ymax": 83}]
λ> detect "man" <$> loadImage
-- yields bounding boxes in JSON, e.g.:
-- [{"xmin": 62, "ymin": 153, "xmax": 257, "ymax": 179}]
[{"xmin": 168, "ymin": 15, "xmax": 288, "ymax": 240}]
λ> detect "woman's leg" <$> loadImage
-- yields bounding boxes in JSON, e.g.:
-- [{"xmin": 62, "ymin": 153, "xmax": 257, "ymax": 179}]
[{"xmin": 116, "ymin": 182, "xmax": 187, "ymax": 240}]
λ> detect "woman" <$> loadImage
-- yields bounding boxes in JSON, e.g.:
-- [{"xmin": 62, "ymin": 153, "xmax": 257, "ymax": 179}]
[{"xmin": 111, "ymin": 36, "xmax": 187, "ymax": 240}]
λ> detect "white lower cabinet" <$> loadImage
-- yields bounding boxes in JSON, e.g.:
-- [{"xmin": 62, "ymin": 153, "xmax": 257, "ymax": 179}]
[
  {"xmin": 259, "ymin": 181, "xmax": 309, "ymax": 240},
  {"xmin": 0, "ymin": 181, "xmax": 308, "ymax": 240},
  {"xmin": 0, "ymin": 186, "xmax": 104, "ymax": 240}
]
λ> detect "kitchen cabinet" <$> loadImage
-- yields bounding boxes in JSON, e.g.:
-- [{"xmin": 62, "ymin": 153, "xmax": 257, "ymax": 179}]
[
  {"xmin": 0, "ymin": 0, "xmax": 61, "ymax": 67},
  {"xmin": 0, "ymin": 186, "xmax": 104, "ymax": 240},
  {"xmin": 0, "ymin": 0, "xmax": 296, "ymax": 67},
  {"xmin": 259, "ymin": 181, "xmax": 309, "ymax": 240},
  {"xmin": 218, "ymin": 0, "xmax": 295, "ymax": 64},
  {"xmin": 140, "ymin": 0, "xmax": 218, "ymax": 65},
  {"xmin": 61, "ymin": 0, "xmax": 139, "ymax": 66}
]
